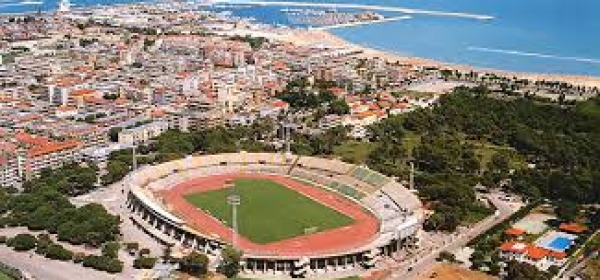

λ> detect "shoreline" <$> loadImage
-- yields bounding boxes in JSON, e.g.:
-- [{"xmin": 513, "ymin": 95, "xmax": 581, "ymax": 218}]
[
  {"xmin": 5, "ymin": 1, "xmax": 599, "ymax": 88},
  {"xmin": 279, "ymin": 29, "xmax": 600, "ymax": 88}
]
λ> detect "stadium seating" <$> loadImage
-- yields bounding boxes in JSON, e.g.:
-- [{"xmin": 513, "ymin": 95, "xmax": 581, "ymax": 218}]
[
  {"xmin": 349, "ymin": 166, "xmax": 391, "ymax": 188},
  {"xmin": 126, "ymin": 152, "xmax": 423, "ymax": 278}
]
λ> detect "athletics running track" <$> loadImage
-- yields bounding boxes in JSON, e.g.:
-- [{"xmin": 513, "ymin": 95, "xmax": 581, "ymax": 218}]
[{"xmin": 157, "ymin": 173, "xmax": 379, "ymax": 256}]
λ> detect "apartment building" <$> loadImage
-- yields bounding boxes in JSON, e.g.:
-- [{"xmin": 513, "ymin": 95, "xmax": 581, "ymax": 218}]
[
  {"xmin": 118, "ymin": 121, "xmax": 169, "ymax": 146},
  {"xmin": 0, "ymin": 142, "xmax": 20, "ymax": 188},
  {"xmin": 23, "ymin": 139, "xmax": 84, "ymax": 180}
]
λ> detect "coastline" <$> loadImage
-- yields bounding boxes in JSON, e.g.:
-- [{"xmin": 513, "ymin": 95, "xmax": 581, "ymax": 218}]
[{"xmin": 279, "ymin": 29, "xmax": 600, "ymax": 88}]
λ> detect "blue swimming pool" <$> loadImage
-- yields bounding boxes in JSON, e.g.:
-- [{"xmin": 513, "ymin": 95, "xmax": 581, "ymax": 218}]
[{"xmin": 547, "ymin": 237, "xmax": 572, "ymax": 251}]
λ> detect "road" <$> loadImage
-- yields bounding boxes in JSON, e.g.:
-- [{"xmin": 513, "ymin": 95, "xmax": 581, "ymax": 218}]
[
  {"xmin": 0, "ymin": 179, "xmax": 156, "ymax": 280},
  {"xmin": 559, "ymin": 257, "xmax": 589, "ymax": 280},
  {"xmin": 556, "ymin": 231, "xmax": 598, "ymax": 280},
  {"xmin": 71, "ymin": 171, "xmax": 165, "ymax": 257},
  {"xmin": 0, "ymin": 167, "xmax": 165, "ymax": 280},
  {"xmin": 0, "ymin": 246, "xmax": 115, "ymax": 280},
  {"xmin": 387, "ymin": 192, "xmax": 521, "ymax": 280}
]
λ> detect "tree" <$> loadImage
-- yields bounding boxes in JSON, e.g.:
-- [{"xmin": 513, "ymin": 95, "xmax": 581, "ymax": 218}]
[
  {"xmin": 25, "ymin": 163, "xmax": 98, "ymax": 195},
  {"xmin": 139, "ymin": 248, "xmax": 151, "ymax": 256},
  {"xmin": 179, "ymin": 251, "xmax": 209, "ymax": 277},
  {"xmin": 134, "ymin": 256, "xmax": 157, "ymax": 269},
  {"xmin": 35, "ymin": 233, "xmax": 52, "ymax": 255},
  {"xmin": 436, "ymin": 251, "xmax": 456, "ymax": 262},
  {"xmin": 505, "ymin": 260, "xmax": 550, "ymax": 280},
  {"xmin": 217, "ymin": 246, "xmax": 243, "ymax": 278},
  {"xmin": 108, "ymin": 127, "xmax": 122, "ymax": 142},
  {"xmin": 102, "ymin": 242, "xmax": 120, "ymax": 259},
  {"xmin": 488, "ymin": 152, "xmax": 511, "ymax": 174},
  {"xmin": 555, "ymin": 201, "xmax": 580, "ymax": 222},
  {"xmin": 124, "ymin": 242, "xmax": 139, "ymax": 252},
  {"xmin": 45, "ymin": 244, "xmax": 74, "ymax": 261},
  {"xmin": 82, "ymin": 255, "xmax": 123, "ymax": 273},
  {"xmin": 102, "ymin": 160, "xmax": 129, "ymax": 184},
  {"xmin": 7, "ymin": 234, "xmax": 37, "ymax": 251},
  {"xmin": 329, "ymin": 99, "xmax": 350, "ymax": 115},
  {"xmin": 156, "ymin": 130, "xmax": 195, "ymax": 161}
]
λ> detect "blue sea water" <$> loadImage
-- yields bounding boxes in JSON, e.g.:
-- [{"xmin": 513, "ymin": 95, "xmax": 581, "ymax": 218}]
[
  {"xmin": 0, "ymin": 0, "xmax": 151, "ymax": 14},
  {"xmin": 2, "ymin": 0, "xmax": 600, "ymax": 76},
  {"xmin": 244, "ymin": 0, "xmax": 600, "ymax": 76}
]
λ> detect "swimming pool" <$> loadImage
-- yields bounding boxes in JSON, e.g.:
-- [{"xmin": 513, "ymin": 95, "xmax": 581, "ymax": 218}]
[{"xmin": 547, "ymin": 237, "xmax": 572, "ymax": 251}]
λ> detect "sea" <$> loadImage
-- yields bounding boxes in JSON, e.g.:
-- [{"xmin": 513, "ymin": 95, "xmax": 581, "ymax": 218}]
[{"xmin": 2, "ymin": 0, "xmax": 600, "ymax": 76}]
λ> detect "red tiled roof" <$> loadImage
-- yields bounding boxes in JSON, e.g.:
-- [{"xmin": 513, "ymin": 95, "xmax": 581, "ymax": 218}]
[
  {"xmin": 547, "ymin": 250, "xmax": 567, "ymax": 259},
  {"xmin": 0, "ymin": 142, "xmax": 17, "ymax": 153},
  {"xmin": 504, "ymin": 227, "xmax": 526, "ymax": 236},
  {"xmin": 559, "ymin": 223, "xmax": 587, "ymax": 234},
  {"xmin": 271, "ymin": 100, "xmax": 289, "ymax": 108},
  {"xmin": 150, "ymin": 109, "xmax": 165, "ymax": 117},
  {"xmin": 500, "ymin": 242, "xmax": 527, "ymax": 254},
  {"xmin": 15, "ymin": 132, "xmax": 51, "ymax": 146},
  {"xmin": 393, "ymin": 102, "xmax": 411, "ymax": 109},
  {"xmin": 526, "ymin": 246, "xmax": 548, "ymax": 260},
  {"xmin": 56, "ymin": 106, "xmax": 77, "ymax": 112},
  {"xmin": 71, "ymin": 89, "xmax": 95, "ymax": 96},
  {"xmin": 26, "ymin": 140, "xmax": 82, "ymax": 158}
]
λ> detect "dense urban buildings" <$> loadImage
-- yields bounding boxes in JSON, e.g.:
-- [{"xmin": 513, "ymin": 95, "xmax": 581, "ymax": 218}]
[{"xmin": 0, "ymin": 2, "xmax": 597, "ymax": 280}]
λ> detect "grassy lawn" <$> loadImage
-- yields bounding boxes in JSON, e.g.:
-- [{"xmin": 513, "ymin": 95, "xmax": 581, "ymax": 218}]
[
  {"xmin": 185, "ymin": 179, "xmax": 354, "ymax": 244},
  {"xmin": 576, "ymin": 97, "xmax": 600, "ymax": 118},
  {"xmin": 402, "ymin": 132, "xmax": 422, "ymax": 157},
  {"xmin": 392, "ymin": 90, "xmax": 436, "ymax": 99},
  {"xmin": 0, "ymin": 272, "xmax": 13, "ymax": 280},
  {"xmin": 333, "ymin": 141, "xmax": 375, "ymax": 164},
  {"xmin": 462, "ymin": 209, "xmax": 492, "ymax": 225},
  {"xmin": 468, "ymin": 140, "xmax": 525, "ymax": 169}
]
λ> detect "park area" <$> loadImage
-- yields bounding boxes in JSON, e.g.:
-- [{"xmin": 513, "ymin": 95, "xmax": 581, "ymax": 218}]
[{"xmin": 185, "ymin": 178, "xmax": 354, "ymax": 244}]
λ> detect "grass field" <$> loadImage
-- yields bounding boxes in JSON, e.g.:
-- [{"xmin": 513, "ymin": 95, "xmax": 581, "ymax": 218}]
[
  {"xmin": 333, "ymin": 141, "xmax": 375, "ymax": 164},
  {"xmin": 185, "ymin": 178, "xmax": 354, "ymax": 244}
]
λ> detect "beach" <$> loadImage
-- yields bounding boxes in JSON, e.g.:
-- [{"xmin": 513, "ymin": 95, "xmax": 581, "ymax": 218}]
[{"xmin": 278, "ymin": 29, "xmax": 600, "ymax": 88}]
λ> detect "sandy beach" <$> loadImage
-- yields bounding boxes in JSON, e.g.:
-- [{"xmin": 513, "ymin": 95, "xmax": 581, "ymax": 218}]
[{"xmin": 278, "ymin": 29, "xmax": 600, "ymax": 88}]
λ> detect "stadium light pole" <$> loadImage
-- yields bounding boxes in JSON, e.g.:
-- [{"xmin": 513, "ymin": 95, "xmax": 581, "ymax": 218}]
[
  {"xmin": 132, "ymin": 144, "xmax": 137, "ymax": 171},
  {"xmin": 409, "ymin": 161, "xmax": 414, "ymax": 190},
  {"xmin": 227, "ymin": 194, "xmax": 241, "ymax": 248}
]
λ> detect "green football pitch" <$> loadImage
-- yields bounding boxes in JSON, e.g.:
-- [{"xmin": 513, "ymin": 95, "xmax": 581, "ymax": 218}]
[{"xmin": 185, "ymin": 178, "xmax": 354, "ymax": 244}]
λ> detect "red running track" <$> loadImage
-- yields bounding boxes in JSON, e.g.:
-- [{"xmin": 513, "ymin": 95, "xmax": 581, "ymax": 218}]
[{"xmin": 157, "ymin": 173, "xmax": 380, "ymax": 256}]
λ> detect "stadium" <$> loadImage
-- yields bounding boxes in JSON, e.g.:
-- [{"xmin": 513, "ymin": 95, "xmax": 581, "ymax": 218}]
[{"xmin": 125, "ymin": 152, "xmax": 423, "ymax": 278}]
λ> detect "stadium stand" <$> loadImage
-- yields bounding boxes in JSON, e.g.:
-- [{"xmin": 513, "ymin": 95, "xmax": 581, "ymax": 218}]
[
  {"xmin": 125, "ymin": 152, "xmax": 422, "ymax": 278},
  {"xmin": 349, "ymin": 166, "xmax": 391, "ymax": 188}
]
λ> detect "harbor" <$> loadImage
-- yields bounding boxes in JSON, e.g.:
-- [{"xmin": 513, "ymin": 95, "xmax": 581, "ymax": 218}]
[{"xmin": 226, "ymin": 1, "xmax": 495, "ymax": 21}]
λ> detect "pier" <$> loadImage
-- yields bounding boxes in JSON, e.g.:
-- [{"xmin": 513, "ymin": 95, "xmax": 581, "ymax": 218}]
[
  {"xmin": 312, "ymin": 15, "xmax": 412, "ymax": 31},
  {"xmin": 223, "ymin": 1, "xmax": 495, "ymax": 20}
]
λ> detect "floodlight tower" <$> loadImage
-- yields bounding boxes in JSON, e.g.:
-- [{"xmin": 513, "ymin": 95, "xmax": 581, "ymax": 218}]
[
  {"xmin": 227, "ymin": 194, "xmax": 241, "ymax": 248},
  {"xmin": 280, "ymin": 115, "xmax": 293, "ymax": 155},
  {"xmin": 132, "ymin": 145, "xmax": 138, "ymax": 171},
  {"xmin": 409, "ymin": 161, "xmax": 414, "ymax": 190}
]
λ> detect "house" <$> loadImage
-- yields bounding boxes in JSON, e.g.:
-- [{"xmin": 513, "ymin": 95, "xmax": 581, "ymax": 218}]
[
  {"xmin": 558, "ymin": 223, "xmax": 587, "ymax": 234},
  {"xmin": 499, "ymin": 242, "xmax": 567, "ymax": 271}
]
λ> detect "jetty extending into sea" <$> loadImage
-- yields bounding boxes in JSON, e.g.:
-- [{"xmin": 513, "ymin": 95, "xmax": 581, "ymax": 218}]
[
  {"xmin": 311, "ymin": 15, "xmax": 413, "ymax": 31},
  {"xmin": 224, "ymin": 1, "xmax": 495, "ymax": 20}
]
